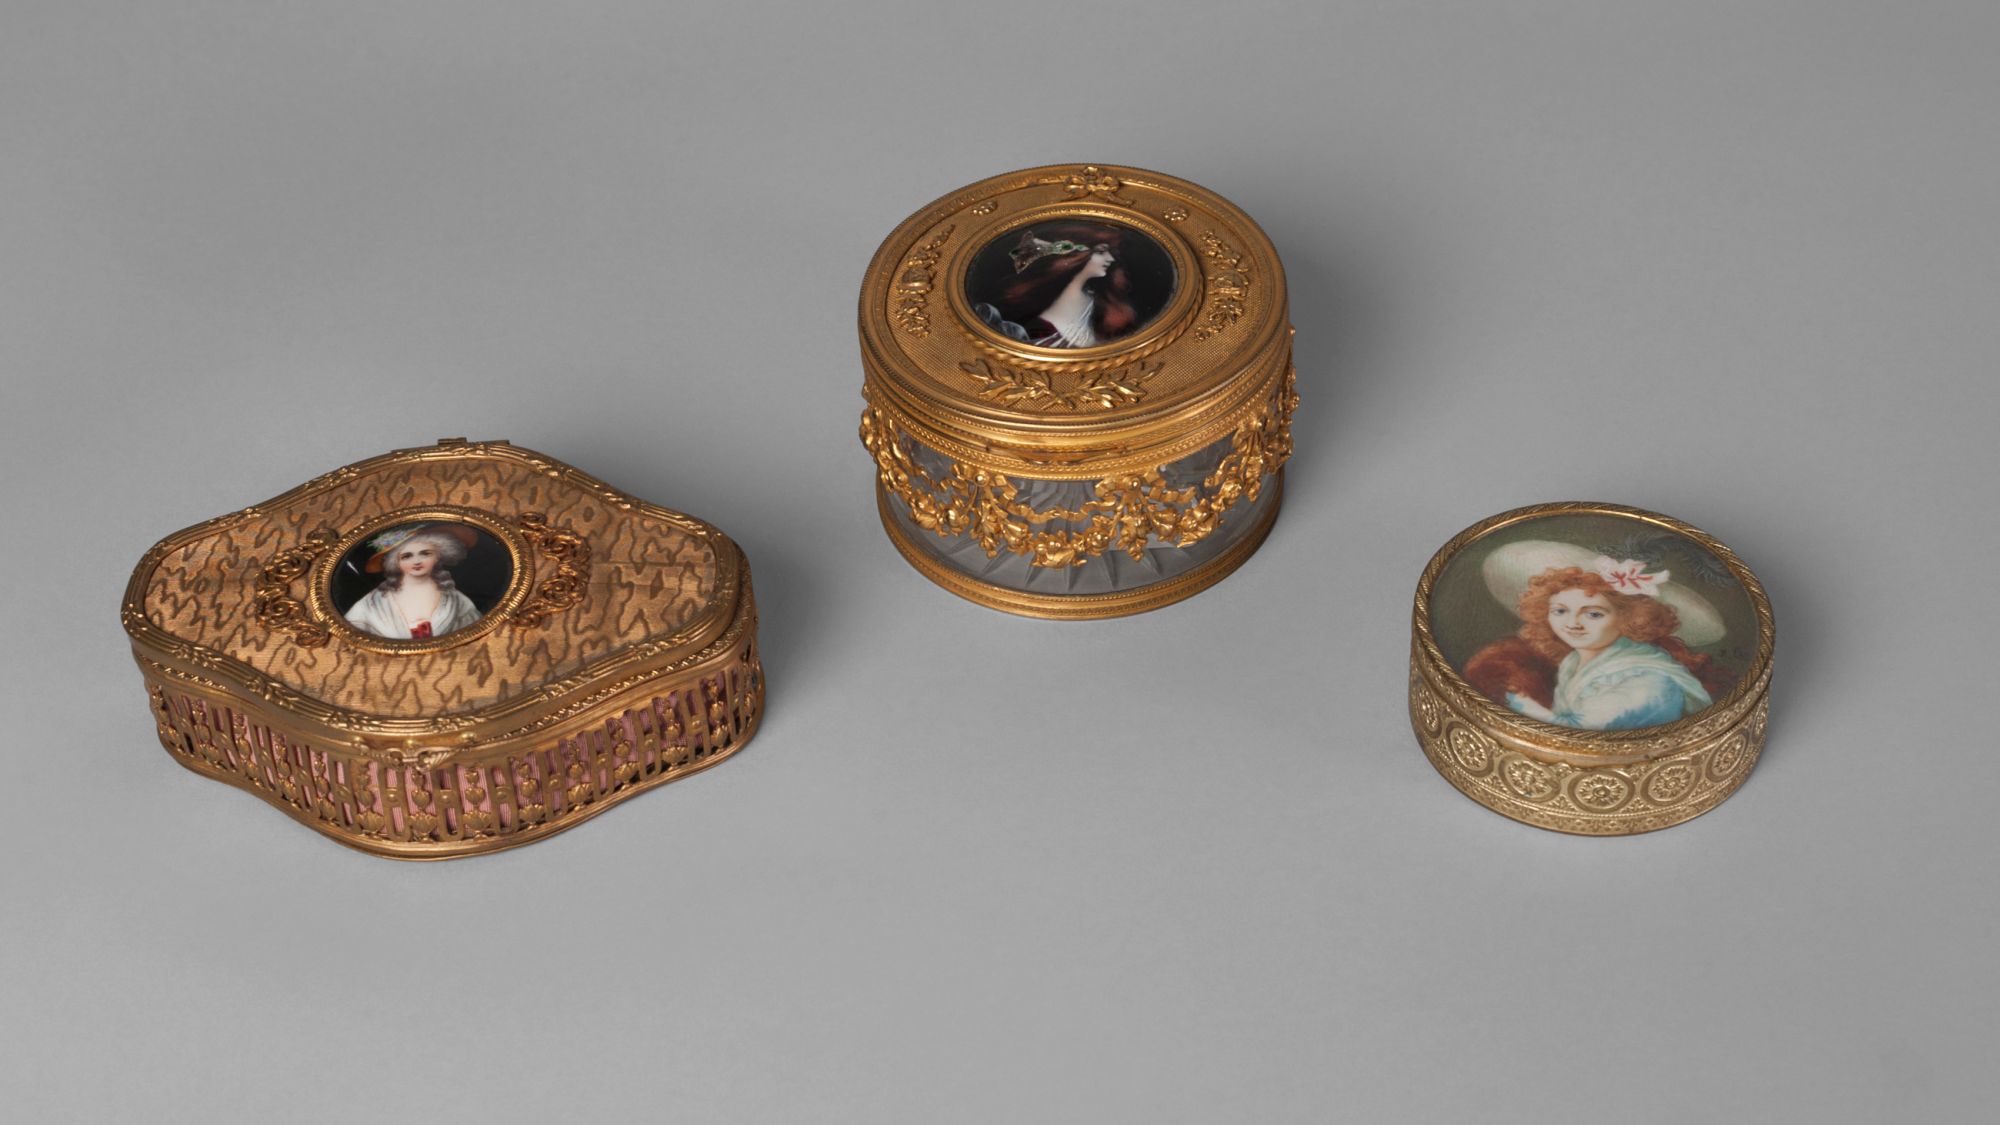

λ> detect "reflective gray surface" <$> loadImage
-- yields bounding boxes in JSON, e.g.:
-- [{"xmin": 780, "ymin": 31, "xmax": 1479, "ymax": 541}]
[{"xmin": 4, "ymin": 3, "xmax": 1998, "ymax": 1121}]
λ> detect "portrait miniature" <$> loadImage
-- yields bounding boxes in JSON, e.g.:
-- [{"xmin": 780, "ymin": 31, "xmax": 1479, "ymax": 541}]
[
  {"xmin": 328, "ymin": 521, "xmax": 510, "ymax": 642},
  {"xmin": 1428, "ymin": 516, "xmax": 1759, "ymax": 731},
  {"xmin": 964, "ymin": 220, "xmax": 1175, "ymax": 349}
]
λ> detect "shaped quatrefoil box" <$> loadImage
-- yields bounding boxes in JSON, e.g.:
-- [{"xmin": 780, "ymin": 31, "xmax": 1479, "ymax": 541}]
[{"xmin": 122, "ymin": 439, "xmax": 764, "ymax": 859}]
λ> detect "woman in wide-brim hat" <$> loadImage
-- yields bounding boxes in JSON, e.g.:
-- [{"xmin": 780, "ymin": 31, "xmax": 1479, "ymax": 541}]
[
  {"xmin": 344, "ymin": 523, "xmax": 482, "ymax": 641},
  {"xmin": 1461, "ymin": 541, "xmax": 1737, "ymax": 731}
]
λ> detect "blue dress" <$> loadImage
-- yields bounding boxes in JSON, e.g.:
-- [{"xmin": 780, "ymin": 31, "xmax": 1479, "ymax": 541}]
[{"xmin": 1507, "ymin": 636, "xmax": 1713, "ymax": 730}]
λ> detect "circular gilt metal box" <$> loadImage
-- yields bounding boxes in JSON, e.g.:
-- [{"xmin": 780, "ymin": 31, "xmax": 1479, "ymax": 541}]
[
  {"xmin": 1409, "ymin": 503, "xmax": 1775, "ymax": 835},
  {"xmin": 858, "ymin": 163, "xmax": 1297, "ymax": 619},
  {"xmin": 122, "ymin": 439, "xmax": 765, "ymax": 859}
]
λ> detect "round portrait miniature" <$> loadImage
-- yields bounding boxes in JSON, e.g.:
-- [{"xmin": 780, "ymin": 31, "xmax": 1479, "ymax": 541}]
[
  {"xmin": 1410, "ymin": 504, "xmax": 1775, "ymax": 835},
  {"xmin": 962, "ymin": 219, "xmax": 1177, "ymax": 350},
  {"xmin": 328, "ymin": 520, "xmax": 513, "ymax": 643},
  {"xmin": 1428, "ymin": 514, "xmax": 1759, "ymax": 731}
]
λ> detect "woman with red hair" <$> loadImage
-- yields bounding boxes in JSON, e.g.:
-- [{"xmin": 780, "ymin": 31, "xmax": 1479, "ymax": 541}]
[
  {"xmin": 1464, "ymin": 549, "xmax": 1735, "ymax": 730},
  {"xmin": 972, "ymin": 222, "xmax": 1142, "ymax": 348}
]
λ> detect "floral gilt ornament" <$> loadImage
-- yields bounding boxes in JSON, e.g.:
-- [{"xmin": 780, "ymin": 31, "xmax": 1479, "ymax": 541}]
[{"xmin": 1059, "ymin": 165, "xmax": 1134, "ymax": 206}]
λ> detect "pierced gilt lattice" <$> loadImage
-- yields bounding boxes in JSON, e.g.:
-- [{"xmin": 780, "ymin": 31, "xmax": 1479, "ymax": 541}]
[{"xmin": 145, "ymin": 634, "xmax": 762, "ymax": 856}]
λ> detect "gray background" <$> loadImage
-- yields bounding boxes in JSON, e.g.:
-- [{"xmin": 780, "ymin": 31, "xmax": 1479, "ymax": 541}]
[{"xmin": 4, "ymin": 3, "xmax": 1996, "ymax": 1121}]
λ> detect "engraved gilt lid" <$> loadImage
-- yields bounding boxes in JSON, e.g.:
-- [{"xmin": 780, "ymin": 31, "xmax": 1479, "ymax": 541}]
[{"xmin": 858, "ymin": 163, "xmax": 1293, "ymax": 478}]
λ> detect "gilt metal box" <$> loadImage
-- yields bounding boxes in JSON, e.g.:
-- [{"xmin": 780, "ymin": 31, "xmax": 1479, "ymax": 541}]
[
  {"xmin": 858, "ymin": 163, "xmax": 1297, "ymax": 618},
  {"xmin": 123, "ymin": 439, "xmax": 764, "ymax": 858}
]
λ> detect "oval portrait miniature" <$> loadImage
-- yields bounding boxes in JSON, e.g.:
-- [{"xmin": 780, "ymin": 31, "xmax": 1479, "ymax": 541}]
[
  {"xmin": 1428, "ymin": 513, "xmax": 1758, "ymax": 731},
  {"xmin": 328, "ymin": 520, "xmax": 513, "ymax": 642},
  {"xmin": 963, "ymin": 219, "xmax": 1176, "ymax": 350}
]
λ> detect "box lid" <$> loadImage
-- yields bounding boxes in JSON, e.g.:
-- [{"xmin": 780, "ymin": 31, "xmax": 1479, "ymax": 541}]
[
  {"xmin": 858, "ymin": 163, "xmax": 1292, "ymax": 479},
  {"xmin": 125, "ymin": 440, "xmax": 758, "ymax": 784}
]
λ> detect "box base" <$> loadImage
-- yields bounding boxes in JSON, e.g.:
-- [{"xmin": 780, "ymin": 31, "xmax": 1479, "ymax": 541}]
[
  {"xmin": 138, "ymin": 570, "xmax": 765, "ymax": 860},
  {"xmin": 1408, "ymin": 656, "xmax": 1768, "ymax": 836},
  {"xmin": 874, "ymin": 471, "xmax": 1283, "ymax": 620}
]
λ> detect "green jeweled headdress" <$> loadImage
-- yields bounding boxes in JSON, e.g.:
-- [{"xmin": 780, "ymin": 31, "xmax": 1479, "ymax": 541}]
[{"xmin": 1009, "ymin": 233, "xmax": 1092, "ymax": 273}]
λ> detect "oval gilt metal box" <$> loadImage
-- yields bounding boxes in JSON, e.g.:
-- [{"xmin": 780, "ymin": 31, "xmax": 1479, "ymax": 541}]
[
  {"xmin": 1410, "ymin": 503, "xmax": 1775, "ymax": 835},
  {"xmin": 858, "ymin": 163, "xmax": 1297, "ymax": 619},
  {"xmin": 123, "ymin": 439, "xmax": 765, "ymax": 859}
]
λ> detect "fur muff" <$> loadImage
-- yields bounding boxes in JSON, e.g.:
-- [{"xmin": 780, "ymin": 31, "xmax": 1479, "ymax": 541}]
[{"xmin": 1463, "ymin": 637, "xmax": 1558, "ymax": 708}]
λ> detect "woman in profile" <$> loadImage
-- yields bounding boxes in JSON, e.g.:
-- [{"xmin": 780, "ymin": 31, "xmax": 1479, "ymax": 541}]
[
  {"xmin": 343, "ymin": 524, "xmax": 483, "ymax": 640},
  {"xmin": 973, "ymin": 222, "xmax": 1142, "ymax": 348},
  {"xmin": 1464, "ymin": 552, "xmax": 1736, "ymax": 731}
]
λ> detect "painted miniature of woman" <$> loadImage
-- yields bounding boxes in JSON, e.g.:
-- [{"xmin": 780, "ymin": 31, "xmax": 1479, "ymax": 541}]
[
  {"xmin": 1464, "ymin": 547, "xmax": 1736, "ymax": 731},
  {"xmin": 343, "ymin": 524, "xmax": 482, "ymax": 641},
  {"xmin": 974, "ymin": 223, "xmax": 1140, "ymax": 348}
]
